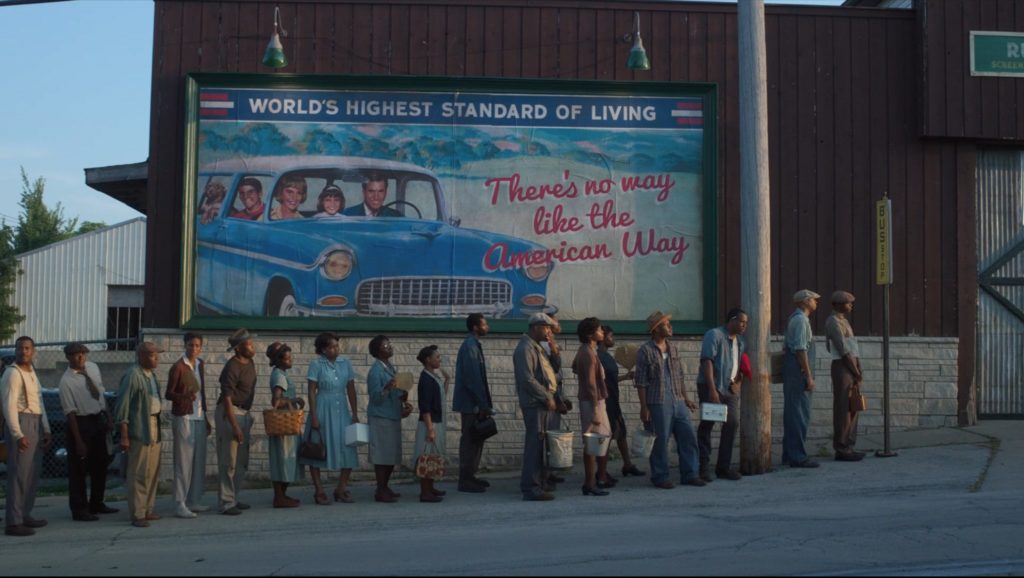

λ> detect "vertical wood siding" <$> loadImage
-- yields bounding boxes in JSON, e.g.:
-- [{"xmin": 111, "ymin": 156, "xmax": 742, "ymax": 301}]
[{"xmin": 147, "ymin": 1, "xmax": 969, "ymax": 338}]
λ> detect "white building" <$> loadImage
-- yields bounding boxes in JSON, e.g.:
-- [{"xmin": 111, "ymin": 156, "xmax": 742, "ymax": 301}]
[{"xmin": 8, "ymin": 217, "xmax": 146, "ymax": 348}]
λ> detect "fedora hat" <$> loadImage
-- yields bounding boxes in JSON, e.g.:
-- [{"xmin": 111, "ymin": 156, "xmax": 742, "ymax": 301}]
[
  {"xmin": 646, "ymin": 310, "xmax": 673, "ymax": 333},
  {"xmin": 227, "ymin": 328, "xmax": 255, "ymax": 350}
]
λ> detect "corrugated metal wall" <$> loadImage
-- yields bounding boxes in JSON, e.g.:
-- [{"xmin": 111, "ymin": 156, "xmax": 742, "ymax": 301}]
[
  {"xmin": 9, "ymin": 218, "xmax": 147, "ymax": 346},
  {"xmin": 976, "ymin": 149, "xmax": 1024, "ymax": 417}
]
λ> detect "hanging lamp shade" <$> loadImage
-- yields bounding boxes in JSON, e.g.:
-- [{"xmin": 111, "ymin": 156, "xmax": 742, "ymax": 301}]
[
  {"xmin": 627, "ymin": 12, "xmax": 650, "ymax": 71},
  {"xmin": 262, "ymin": 7, "xmax": 288, "ymax": 68}
]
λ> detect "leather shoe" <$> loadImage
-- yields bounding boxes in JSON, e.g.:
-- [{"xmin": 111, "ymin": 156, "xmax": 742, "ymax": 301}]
[
  {"xmin": 683, "ymin": 477, "xmax": 707, "ymax": 487},
  {"xmin": 131, "ymin": 518, "xmax": 150, "ymax": 528},
  {"xmin": 790, "ymin": 459, "xmax": 820, "ymax": 468},
  {"xmin": 419, "ymin": 494, "xmax": 443, "ymax": 503},
  {"xmin": 235, "ymin": 502, "xmax": 251, "ymax": 510},
  {"xmin": 472, "ymin": 477, "xmax": 491, "ymax": 488},
  {"xmin": 91, "ymin": 504, "xmax": 120, "ymax": 515},
  {"xmin": 522, "ymin": 491, "xmax": 555, "ymax": 501},
  {"xmin": 716, "ymin": 469, "xmax": 742, "ymax": 481},
  {"xmin": 186, "ymin": 503, "xmax": 209, "ymax": 513},
  {"xmin": 5, "ymin": 525, "xmax": 35, "ymax": 536},
  {"xmin": 621, "ymin": 464, "xmax": 646, "ymax": 477},
  {"xmin": 699, "ymin": 468, "xmax": 714, "ymax": 483},
  {"xmin": 144, "ymin": 512, "xmax": 161, "ymax": 521},
  {"xmin": 835, "ymin": 452, "xmax": 864, "ymax": 462},
  {"xmin": 221, "ymin": 507, "xmax": 242, "ymax": 515},
  {"xmin": 374, "ymin": 491, "xmax": 397, "ymax": 503},
  {"xmin": 72, "ymin": 512, "xmax": 100, "ymax": 522},
  {"xmin": 582, "ymin": 485, "xmax": 610, "ymax": 496},
  {"xmin": 23, "ymin": 517, "xmax": 47, "ymax": 528},
  {"xmin": 430, "ymin": 488, "xmax": 447, "ymax": 497},
  {"xmin": 653, "ymin": 480, "xmax": 676, "ymax": 490},
  {"xmin": 547, "ymin": 474, "xmax": 566, "ymax": 484}
]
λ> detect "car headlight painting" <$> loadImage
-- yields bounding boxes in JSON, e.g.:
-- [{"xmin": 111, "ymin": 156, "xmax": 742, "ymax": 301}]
[
  {"xmin": 321, "ymin": 250, "xmax": 355, "ymax": 281},
  {"xmin": 525, "ymin": 261, "xmax": 552, "ymax": 282}
]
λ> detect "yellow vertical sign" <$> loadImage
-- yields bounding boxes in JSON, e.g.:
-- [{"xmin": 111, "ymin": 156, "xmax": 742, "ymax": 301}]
[{"xmin": 876, "ymin": 198, "xmax": 892, "ymax": 285}]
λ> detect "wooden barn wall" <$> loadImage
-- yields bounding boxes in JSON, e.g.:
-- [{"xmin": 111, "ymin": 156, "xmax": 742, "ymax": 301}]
[
  {"xmin": 147, "ymin": 0, "xmax": 970, "ymax": 338},
  {"xmin": 920, "ymin": 0, "xmax": 1024, "ymax": 140}
]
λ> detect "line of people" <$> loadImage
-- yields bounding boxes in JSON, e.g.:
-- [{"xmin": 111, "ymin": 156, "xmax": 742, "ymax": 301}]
[{"xmin": 0, "ymin": 288, "xmax": 864, "ymax": 535}]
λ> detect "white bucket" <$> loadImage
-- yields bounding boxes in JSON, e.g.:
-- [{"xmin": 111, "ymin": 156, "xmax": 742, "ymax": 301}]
[
  {"xmin": 546, "ymin": 429, "xmax": 575, "ymax": 470},
  {"xmin": 583, "ymin": 432, "xmax": 611, "ymax": 457},
  {"xmin": 631, "ymin": 430, "xmax": 657, "ymax": 459}
]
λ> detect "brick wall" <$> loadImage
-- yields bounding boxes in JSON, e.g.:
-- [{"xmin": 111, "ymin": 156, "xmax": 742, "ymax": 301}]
[{"xmin": 133, "ymin": 331, "xmax": 957, "ymax": 481}]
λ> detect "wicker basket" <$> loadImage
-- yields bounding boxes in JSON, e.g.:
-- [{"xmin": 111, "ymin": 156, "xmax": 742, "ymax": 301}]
[{"xmin": 263, "ymin": 408, "xmax": 305, "ymax": 436}]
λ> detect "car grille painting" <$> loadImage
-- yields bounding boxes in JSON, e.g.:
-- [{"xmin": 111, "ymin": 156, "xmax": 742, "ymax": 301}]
[{"xmin": 357, "ymin": 278, "xmax": 513, "ymax": 317}]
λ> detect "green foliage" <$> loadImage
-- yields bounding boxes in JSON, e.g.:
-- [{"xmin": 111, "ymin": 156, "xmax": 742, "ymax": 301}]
[
  {"xmin": 14, "ymin": 168, "xmax": 79, "ymax": 254},
  {"xmin": 0, "ymin": 222, "xmax": 25, "ymax": 343},
  {"xmin": 76, "ymin": 221, "xmax": 108, "ymax": 235}
]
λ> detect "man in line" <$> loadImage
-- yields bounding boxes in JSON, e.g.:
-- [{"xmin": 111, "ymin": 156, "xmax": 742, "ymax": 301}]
[
  {"xmin": 58, "ymin": 342, "xmax": 118, "ymax": 521},
  {"xmin": 696, "ymin": 309, "xmax": 748, "ymax": 482},
  {"xmin": 541, "ymin": 314, "xmax": 571, "ymax": 486},
  {"xmin": 116, "ymin": 341, "xmax": 165, "ymax": 528},
  {"xmin": 2, "ymin": 336, "xmax": 52, "ymax": 536},
  {"xmin": 513, "ymin": 313, "xmax": 560, "ymax": 501},
  {"xmin": 342, "ymin": 172, "xmax": 401, "ymax": 217},
  {"xmin": 635, "ymin": 311, "xmax": 706, "ymax": 489},
  {"xmin": 824, "ymin": 290, "xmax": 866, "ymax": 462},
  {"xmin": 782, "ymin": 289, "xmax": 821, "ymax": 468},
  {"xmin": 453, "ymin": 313, "xmax": 494, "ymax": 493},
  {"xmin": 217, "ymin": 328, "xmax": 258, "ymax": 515},
  {"xmin": 166, "ymin": 333, "xmax": 214, "ymax": 518}
]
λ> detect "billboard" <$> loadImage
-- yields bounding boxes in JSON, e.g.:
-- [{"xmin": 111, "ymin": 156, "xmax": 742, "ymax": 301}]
[{"xmin": 180, "ymin": 75, "xmax": 717, "ymax": 334}]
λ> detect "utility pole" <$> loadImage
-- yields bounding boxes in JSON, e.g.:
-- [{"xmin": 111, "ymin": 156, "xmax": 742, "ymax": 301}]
[{"xmin": 738, "ymin": 0, "xmax": 773, "ymax": 474}]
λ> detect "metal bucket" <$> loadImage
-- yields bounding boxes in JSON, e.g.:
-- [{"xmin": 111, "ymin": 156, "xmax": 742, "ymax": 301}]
[
  {"xmin": 631, "ymin": 430, "xmax": 657, "ymax": 459},
  {"xmin": 546, "ymin": 429, "xmax": 575, "ymax": 470},
  {"xmin": 583, "ymin": 432, "xmax": 611, "ymax": 457}
]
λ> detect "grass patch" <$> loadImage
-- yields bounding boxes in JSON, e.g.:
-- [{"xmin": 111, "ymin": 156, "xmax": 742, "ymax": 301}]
[{"xmin": 969, "ymin": 435, "xmax": 1001, "ymax": 493}]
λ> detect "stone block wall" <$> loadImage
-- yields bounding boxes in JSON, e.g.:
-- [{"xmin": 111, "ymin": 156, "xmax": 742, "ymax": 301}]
[{"xmin": 136, "ymin": 330, "xmax": 957, "ymax": 481}]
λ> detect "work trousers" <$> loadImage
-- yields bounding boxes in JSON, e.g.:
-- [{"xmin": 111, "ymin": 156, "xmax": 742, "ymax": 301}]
[
  {"xmin": 126, "ymin": 415, "xmax": 161, "ymax": 521},
  {"xmin": 519, "ymin": 406, "xmax": 550, "ymax": 497},
  {"xmin": 216, "ymin": 407, "xmax": 252, "ymax": 511},
  {"xmin": 458, "ymin": 413, "xmax": 485, "ymax": 482},
  {"xmin": 645, "ymin": 392, "xmax": 701, "ymax": 484},
  {"xmin": 696, "ymin": 388, "xmax": 740, "ymax": 472},
  {"xmin": 68, "ymin": 413, "xmax": 110, "ymax": 515},
  {"xmin": 782, "ymin": 350, "xmax": 813, "ymax": 465},
  {"xmin": 831, "ymin": 360, "xmax": 860, "ymax": 455},
  {"xmin": 5, "ymin": 414, "xmax": 42, "ymax": 527},
  {"xmin": 172, "ymin": 416, "xmax": 208, "ymax": 507}
]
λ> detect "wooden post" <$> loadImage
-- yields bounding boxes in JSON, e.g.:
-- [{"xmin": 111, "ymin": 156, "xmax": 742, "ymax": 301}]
[{"xmin": 738, "ymin": 0, "xmax": 773, "ymax": 474}]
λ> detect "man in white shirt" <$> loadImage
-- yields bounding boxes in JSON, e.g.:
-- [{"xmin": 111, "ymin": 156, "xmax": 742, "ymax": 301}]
[
  {"xmin": 2, "ymin": 336, "xmax": 52, "ymax": 536},
  {"xmin": 58, "ymin": 342, "xmax": 119, "ymax": 521}
]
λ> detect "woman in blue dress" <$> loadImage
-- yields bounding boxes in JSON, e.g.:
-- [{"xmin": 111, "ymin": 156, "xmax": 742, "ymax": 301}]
[
  {"xmin": 366, "ymin": 334, "xmax": 407, "ymax": 503},
  {"xmin": 301, "ymin": 332, "xmax": 361, "ymax": 505},
  {"xmin": 266, "ymin": 342, "xmax": 304, "ymax": 508}
]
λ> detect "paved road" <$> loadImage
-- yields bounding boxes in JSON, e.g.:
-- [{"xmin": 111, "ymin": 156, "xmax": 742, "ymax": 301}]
[{"xmin": 2, "ymin": 422, "xmax": 1022, "ymax": 576}]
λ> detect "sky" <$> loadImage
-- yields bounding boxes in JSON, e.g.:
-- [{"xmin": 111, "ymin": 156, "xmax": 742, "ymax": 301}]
[{"xmin": 0, "ymin": 0, "xmax": 844, "ymax": 232}]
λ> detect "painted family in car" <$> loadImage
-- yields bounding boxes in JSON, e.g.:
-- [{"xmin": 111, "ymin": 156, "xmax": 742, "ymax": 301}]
[{"xmin": 194, "ymin": 156, "xmax": 556, "ymax": 319}]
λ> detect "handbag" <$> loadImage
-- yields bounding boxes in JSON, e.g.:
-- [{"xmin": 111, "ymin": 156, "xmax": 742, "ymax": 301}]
[
  {"xmin": 415, "ymin": 441, "xmax": 446, "ymax": 479},
  {"xmin": 298, "ymin": 427, "xmax": 327, "ymax": 461},
  {"xmin": 473, "ymin": 414, "xmax": 498, "ymax": 440},
  {"xmin": 849, "ymin": 383, "xmax": 867, "ymax": 414}
]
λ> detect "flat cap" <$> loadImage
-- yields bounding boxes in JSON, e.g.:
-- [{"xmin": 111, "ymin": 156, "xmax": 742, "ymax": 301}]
[
  {"xmin": 63, "ymin": 342, "xmax": 89, "ymax": 355},
  {"xmin": 136, "ymin": 341, "xmax": 165, "ymax": 354},
  {"xmin": 528, "ymin": 312, "xmax": 557, "ymax": 327},
  {"xmin": 792, "ymin": 289, "xmax": 821, "ymax": 303},
  {"xmin": 831, "ymin": 290, "xmax": 855, "ymax": 304}
]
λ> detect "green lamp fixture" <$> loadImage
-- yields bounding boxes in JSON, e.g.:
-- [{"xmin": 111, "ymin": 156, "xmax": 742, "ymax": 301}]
[
  {"xmin": 262, "ymin": 6, "xmax": 288, "ymax": 68},
  {"xmin": 627, "ymin": 12, "xmax": 650, "ymax": 71}
]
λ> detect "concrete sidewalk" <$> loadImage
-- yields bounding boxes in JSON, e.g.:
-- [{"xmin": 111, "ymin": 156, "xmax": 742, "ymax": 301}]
[{"xmin": 2, "ymin": 420, "xmax": 1021, "ymax": 575}]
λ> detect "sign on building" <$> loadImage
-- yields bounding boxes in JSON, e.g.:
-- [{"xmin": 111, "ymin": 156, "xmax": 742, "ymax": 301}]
[
  {"xmin": 181, "ymin": 75, "xmax": 718, "ymax": 334},
  {"xmin": 970, "ymin": 31, "xmax": 1024, "ymax": 77}
]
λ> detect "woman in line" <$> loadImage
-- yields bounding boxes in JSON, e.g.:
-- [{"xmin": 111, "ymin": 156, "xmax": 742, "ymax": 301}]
[
  {"xmin": 366, "ymin": 334, "xmax": 407, "ymax": 503},
  {"xmin": 266, "ymin": 342, "xmax": 304, "ymax": 508},
  {"xmin": 301, "ymin": 332, "xmax": 360, "ymax": 505},
  {"xmin": 413, "ymin": 345, "xmax": 449, "ymax": 503},
  {"xmin": 598, "ymin": 325, "xmax": 645, "ymax": 479},
  {"xmin": 572, "ymin": 317, "xmax": 612, "ymax": 496}
]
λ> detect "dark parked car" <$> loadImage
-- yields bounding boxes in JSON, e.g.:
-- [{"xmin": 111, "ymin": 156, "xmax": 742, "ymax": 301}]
[{"xmin": 39, "ymin": 388, "xmax": 124, "ymax": 479}]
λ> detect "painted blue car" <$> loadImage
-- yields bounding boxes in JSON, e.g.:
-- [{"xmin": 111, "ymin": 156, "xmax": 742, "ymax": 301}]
[{"xmin": 194, "ymin": 156, "xmax": 555, "ymax": 318}]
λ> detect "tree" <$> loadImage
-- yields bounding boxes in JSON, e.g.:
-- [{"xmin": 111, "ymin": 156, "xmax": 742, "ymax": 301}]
[
  {"xmin": 0, "ymin": 221, "xmax": 25, "ymax": 343},
  {"xmin": 14, "ymin": 168, "xmax": 80, "ymax": 254}
]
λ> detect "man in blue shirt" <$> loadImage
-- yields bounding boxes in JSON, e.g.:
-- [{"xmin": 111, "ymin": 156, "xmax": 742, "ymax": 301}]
[
  {"xmin": 453, "ymin": 313, "xmax": 494, "ymax": 493},
  {"xmin": 782, "ymin": 289, "xmax": 821, "ymax": 468},
  {"xmin": 696, "ymin": 308, "xmax": 748, "ymax": 482}
]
